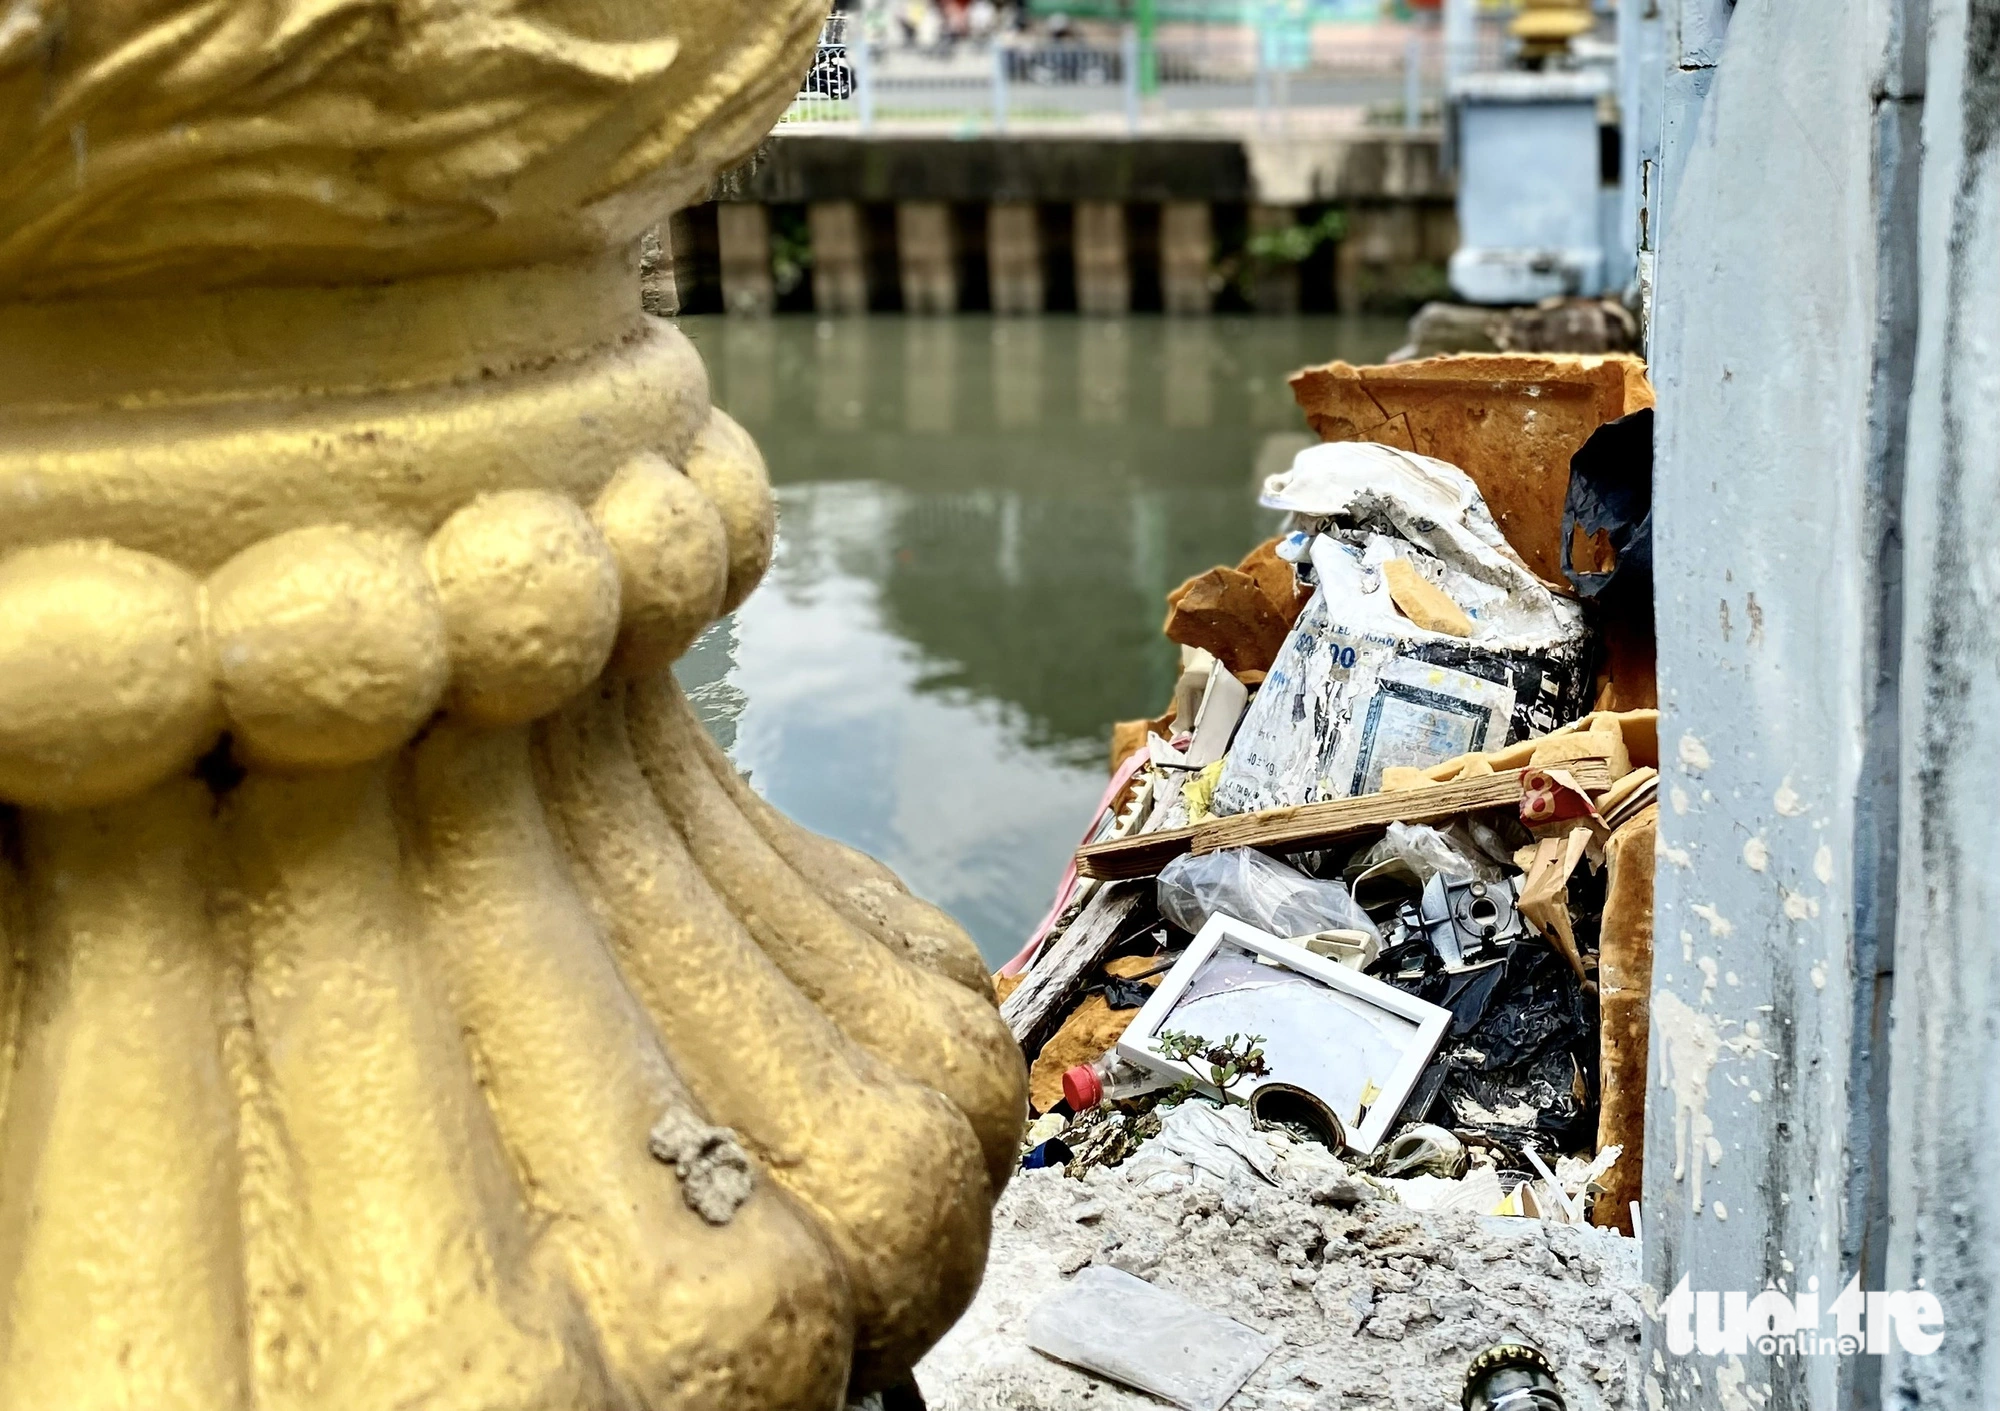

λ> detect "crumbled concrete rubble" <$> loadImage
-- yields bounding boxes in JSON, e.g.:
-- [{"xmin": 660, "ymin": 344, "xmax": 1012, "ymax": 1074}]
[{"xmin": 918, "ymin": 1119, "xmax": 1641, "ymax": 1411}]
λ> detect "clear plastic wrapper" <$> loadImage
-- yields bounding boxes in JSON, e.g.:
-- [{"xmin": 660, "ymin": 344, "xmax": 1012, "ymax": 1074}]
[
  {"xmin": 1156, "ymin": 847, "xmax": 1379, "ymax": 942},
  {"xmin": 1354, "ymin": 820, "xmax": 1506, "ymax": 885}
]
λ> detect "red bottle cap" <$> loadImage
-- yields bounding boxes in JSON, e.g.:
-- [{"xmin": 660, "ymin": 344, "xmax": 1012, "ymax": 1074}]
[{"xmin": 1062, "ymin": 1063, "xmax": 1104, "ymax": 1110}]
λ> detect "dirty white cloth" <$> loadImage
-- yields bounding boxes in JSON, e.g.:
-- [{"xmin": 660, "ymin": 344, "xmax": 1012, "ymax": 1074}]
[{"xmin": 1121, "ymin": 1101, "xmax": 1281, "ymax": 1188}]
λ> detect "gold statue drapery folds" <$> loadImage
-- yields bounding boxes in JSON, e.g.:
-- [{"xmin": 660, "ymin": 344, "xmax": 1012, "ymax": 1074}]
[{"xmin": 0, "ymin": 3, "xmax": 1026, "ymax": 1408}]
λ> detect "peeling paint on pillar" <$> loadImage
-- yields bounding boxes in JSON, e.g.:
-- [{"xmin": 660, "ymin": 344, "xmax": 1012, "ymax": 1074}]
[{"xmin": 1644, "ymin": 1, "xmax": 1925, "ymax": 1408}]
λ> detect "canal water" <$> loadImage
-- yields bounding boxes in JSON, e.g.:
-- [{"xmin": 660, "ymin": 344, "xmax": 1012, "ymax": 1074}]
[{"xmin": 674, "ymin": 314, "xmax": 1404, "ymax": 967}]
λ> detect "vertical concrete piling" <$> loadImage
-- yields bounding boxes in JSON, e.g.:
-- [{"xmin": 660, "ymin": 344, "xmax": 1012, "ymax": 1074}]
[
  {"xmin": 1073, "ymin": 202, "xmax": 1131, "ymax": 316},
  {"xmin": 896, "ymin": 201, "xmax": 959, "ymax": 315},
  {"xmin": 717, "ymin": 203, "xmax": 775, "ymax": 316},
  {"xmin": 1160, "ymin": 202, "xmax": 1215, "ymax": 316},
  {"xmin": 987, "ymin": 203, "xmax": 1045, "ymax": 316},
  {"xmin": 809, "ymin": 201, "xmax": 870, "ymax": 315}
]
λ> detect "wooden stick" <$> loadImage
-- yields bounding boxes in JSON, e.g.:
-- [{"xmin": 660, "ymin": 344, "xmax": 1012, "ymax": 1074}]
[
  {"xmin": 1073, "ymin": 760, "xmax": 1618, "ymax": 882},
  {"xmin": 999, "ymin": 882, "xmax": 1146, "ymax": 1053}
]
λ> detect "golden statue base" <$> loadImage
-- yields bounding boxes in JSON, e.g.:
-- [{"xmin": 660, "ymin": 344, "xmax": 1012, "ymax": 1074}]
[{"xmin": 0, "ymin": 247, "xmax": 1023, "ymax": 1409}]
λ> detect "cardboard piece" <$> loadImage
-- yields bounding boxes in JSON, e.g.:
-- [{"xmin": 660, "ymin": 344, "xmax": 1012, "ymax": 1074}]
[
  {"xmin": 1236, "ymin": 535, "xmax": 1315, "ymax": 624},
  {"xmin": 1517, "ymin": 825, "xmax": 1594, "ymax": 982},
  {"xmin": 1162, "ymin": 566, "xmax": 1292, "ymax": 678},
  {"xmin": 1592, "ymin": 805, "xmax": 1657, "ymax": 1234},
  {"xmin": 1161, "ymin": 539, "xmax": 1312, "ymax": 679},
  {"xmin": 1383, "ymin": 557, "xmax": 1475, "ymax": 637},
  {"xmin": 1379, "ymin": 707, "xmax": 1654, "ymax": 792},
  {"xmin": 1148, "ymin": 665, "xmax": 1249, "ymax": 772}
]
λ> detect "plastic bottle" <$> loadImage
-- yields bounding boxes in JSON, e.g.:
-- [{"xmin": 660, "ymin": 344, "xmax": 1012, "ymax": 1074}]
[{"xmin": 1061, "ymin": 1053, "xmax": 1175, "ymax": 1111}]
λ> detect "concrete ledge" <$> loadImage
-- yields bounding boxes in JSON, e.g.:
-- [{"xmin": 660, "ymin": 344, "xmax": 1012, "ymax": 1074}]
[{"xmin": 717, "ymin": 132, "xmax": 1449, "ymax": 207}]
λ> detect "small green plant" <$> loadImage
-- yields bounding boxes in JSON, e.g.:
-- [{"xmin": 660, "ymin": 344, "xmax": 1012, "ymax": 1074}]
[
  {"xmin": 1213, "ymin": 207, "xmax": 1348, "ymax": 305},
  {"xmin": 1155, "ymin": 1029, "xmax": 1270, "ymax": 1106},
  {"xmin": 1243, "ymin": 208, "xmax": 1348, "ymax": 267}
]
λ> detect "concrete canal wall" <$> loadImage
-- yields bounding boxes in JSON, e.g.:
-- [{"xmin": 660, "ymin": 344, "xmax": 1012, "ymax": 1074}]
[{"xmin": 656, "ymin": 131, "xmax": 1457, "ymax": 317}]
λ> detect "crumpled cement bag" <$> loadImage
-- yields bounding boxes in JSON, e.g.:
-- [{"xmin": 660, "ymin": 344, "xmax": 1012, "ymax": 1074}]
[
  {"xmin": 1212, "ymin": 442, "xmax": 1592, "ymax": 816},
  {"xmin": 1026, "ymin": 1265, "xmax": 1279, "ymax": 1411}
]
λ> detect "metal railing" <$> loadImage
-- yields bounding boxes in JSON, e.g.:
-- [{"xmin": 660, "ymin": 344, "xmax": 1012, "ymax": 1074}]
[{"xmin": 778, "ymin": 14, "xmax": 1514, "ymax": 134}]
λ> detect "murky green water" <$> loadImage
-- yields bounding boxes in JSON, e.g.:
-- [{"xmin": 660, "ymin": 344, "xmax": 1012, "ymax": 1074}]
[{"xmin": 675, "ymin": 314, "xmax": 1404, "ymax": 966}]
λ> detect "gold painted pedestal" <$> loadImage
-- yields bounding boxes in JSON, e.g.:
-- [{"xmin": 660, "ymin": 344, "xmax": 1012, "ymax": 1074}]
[{"xmin": 0, "ymin": 5, "xmax": 1024, "ymax": 1407}]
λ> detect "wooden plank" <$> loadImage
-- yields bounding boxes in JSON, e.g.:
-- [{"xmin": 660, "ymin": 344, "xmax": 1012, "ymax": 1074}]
[
  {"xmin": 1073, "ymin": 760, "xmax": 1617, "ymax": 882},
  {"xmin": 999, "ymin": 882, "xmax": 1146, "ymax": 1054}
]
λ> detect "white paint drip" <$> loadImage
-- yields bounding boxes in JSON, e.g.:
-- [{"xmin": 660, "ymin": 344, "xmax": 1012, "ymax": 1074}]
[
  {"xmin": 1698, "ymin": 955, "xmax": 1719, "ymax": 1004},
  {"xmin": 1682, "ymin": 929, "xmax": 1695, "ymax": 963},
  {"xmin": 1714, "ymin": 1355, "xmax": 1761, "ymax": 1411},
  {"xmin": 1671, "ymin": 785, "xmax": 1691, "ymax": 815},
  {"xmin": 1679, "ymin": 732, "xmax": 1713, "ymax": 772},
  {"xmin": 1655, "ymin": 989, "xmax": 1722, "ymax": 1214},
  {"xmin": 1814, "ymin": 843, "xmax": 1833, "ymax": 884},
  {"xmin": 1691, "ymin": 902, "xmax": 1734, "ymax": 937},
  {"xmin": 1714, "ymin": 1201, "xmax": 1729, "ymax": 1221},
  {"xmin": 1782, "ymin": 891, "xmax": 1820, "ymax": 921},
  {"xmin": 1773, "ymin": 779, "xmax": 1806, "ymax": 817},
  {"xmin": 1810, "ymin": 963, "xmax": 1827, "ymax": 991},
  {"xmin": 1742, "ymin": 836, "xmax": 1768, "ymax": 871}
]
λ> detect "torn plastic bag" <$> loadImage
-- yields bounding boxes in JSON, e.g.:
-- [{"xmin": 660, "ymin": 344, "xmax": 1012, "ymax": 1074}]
[
  {"xmin": 1350, "ymin": 821, "xmax": 1520, "ymax": 914},
  {"xmin": 1444, "ymin": 1049, "xmax": 1593, "ymax": 1152},
  {"xmin": 1396, "ymin": 944, "xmax": 1598, "ymax": 1151},
  {"xmin": 1367, "ymin": 944, "xmax": 1511, "ymax": 1037},
  {"xmin": 1211, "ymin": 443, "xmax": 1592, "ymax": 816},
  {"xmin": 1460, "ymin": 944, "xmax": 1593, "ymax": 1071},
  {"xmin": 1157, "ymin": 847, "xmax": 1379, "ymax": 943},
  {"xmin": 1562, "ymin": 408, "xmax": 1654, "ymax": 605}
]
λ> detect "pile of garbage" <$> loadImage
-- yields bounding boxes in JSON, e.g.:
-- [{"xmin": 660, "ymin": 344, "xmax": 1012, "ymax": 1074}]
[
  {"xmin": 997, "ymin": 351, "xmax": 1658, "ymax": 1257},
  {"xmin": 917, "ymin": 1103, "xmax": 1642, "ymax": 1411}
]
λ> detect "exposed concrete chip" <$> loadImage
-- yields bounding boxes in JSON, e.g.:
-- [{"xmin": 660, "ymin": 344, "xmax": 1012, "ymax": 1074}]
[{"xmin": 649, "ymin": 1107, "xmax": 755, "ymax": 1225}]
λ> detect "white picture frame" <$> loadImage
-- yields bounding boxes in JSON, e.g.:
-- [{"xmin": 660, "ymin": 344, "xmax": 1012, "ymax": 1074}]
[{"xmin": 1114, "ymin": 914, "xmax": 1453, "ymax": 1156}]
